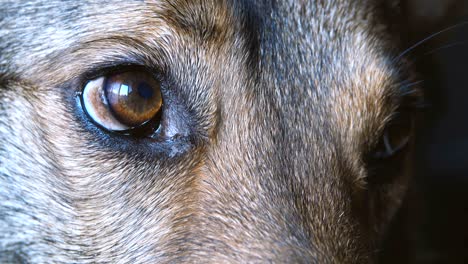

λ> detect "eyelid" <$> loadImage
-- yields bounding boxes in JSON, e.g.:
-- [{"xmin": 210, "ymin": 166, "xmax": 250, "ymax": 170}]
[
  {"xmin": 382, "ymin": 128, "xmax": 410, "ymax": 156},
  {"xmin": 82, "ymin": 64, "xmax": 156, "ymax": 86}
]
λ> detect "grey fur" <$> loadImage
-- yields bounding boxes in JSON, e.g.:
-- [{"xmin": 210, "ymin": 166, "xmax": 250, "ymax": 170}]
[{"xmin": 0, "ymin": 0, "xmax": 437, "ymax": 263}]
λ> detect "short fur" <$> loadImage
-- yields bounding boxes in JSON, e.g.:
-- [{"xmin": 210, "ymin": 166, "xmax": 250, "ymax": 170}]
[{"xmin": 0, "ymin": 0, "xmax": 439, "ymax": 263}]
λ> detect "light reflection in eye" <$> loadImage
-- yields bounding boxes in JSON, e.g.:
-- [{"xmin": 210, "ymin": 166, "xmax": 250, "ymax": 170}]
[
  {"xmin": 119, "ymin": 84, "xmax": 130, "ymax": 97},
  {"xmin": 82, "ymin": 77, "xmax": 130, "ymax": 131}
]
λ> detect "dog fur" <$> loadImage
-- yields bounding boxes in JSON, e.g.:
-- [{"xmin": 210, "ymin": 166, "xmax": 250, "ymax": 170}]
[{"xmin": 0, "ymin": 0, "xmax": 449, "ymax": 263}]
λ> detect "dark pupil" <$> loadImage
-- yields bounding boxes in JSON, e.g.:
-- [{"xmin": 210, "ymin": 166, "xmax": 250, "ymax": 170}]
[
  {"xmin": 105, "ymin": 71, "xmax": 162, "ymax": 127},
  {"xmin": 137, "ymin": 82, "xmax": 154, "ymax": 99}
]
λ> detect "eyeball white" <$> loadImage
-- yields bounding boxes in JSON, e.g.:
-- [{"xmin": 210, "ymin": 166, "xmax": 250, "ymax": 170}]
[{"xmin": 81, "ymin": 77, "xmax": 130, "ymax": 131}]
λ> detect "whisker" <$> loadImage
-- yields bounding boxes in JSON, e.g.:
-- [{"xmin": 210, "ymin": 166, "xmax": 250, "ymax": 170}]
[
  {"xmin": 423, "ymin": 41, "xmax": 468, "ymax": 57},
  {"xmin": 400, "ymin": 80, "xmax": 424, "ymax": 87},
  {"xmin": 393, "ymin": 21, "xmax": 468, "ymax": 62},
  {"xmin": 400, "ymin": 80, "xmax": 424, "ymax": 93}
]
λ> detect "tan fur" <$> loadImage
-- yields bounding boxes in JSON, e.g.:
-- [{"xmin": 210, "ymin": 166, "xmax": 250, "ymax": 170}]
[{"xmin": 0, "ymin": 0, "xmax": 435, "ymax": 263}]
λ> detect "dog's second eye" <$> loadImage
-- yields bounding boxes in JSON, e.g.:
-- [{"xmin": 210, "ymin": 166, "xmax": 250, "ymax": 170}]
[
  {"xmin": 81, "ymin": 71, "xmax": 163, "ymax": 133},
  {"xmin": 372, "ymin": 112, "xmax": 413, "ymax": 159},
  {"xmin": 365, "ymin": 111, "xmax": 415, "ymax": 185}
]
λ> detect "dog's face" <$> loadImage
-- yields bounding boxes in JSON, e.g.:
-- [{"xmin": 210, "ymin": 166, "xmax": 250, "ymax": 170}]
[{"xmin": 0, "ymin": 0, "xmax": 424, "ymax": 262}]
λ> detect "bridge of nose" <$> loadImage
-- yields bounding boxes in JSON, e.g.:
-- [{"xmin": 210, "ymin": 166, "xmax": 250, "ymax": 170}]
[
  {"xmin": 185, "ymin": 3, "xmax": 372, "ymax": 263},
  {"xmin": 151, "ymin": 0, "xmax": 397, "ymax": 261}
]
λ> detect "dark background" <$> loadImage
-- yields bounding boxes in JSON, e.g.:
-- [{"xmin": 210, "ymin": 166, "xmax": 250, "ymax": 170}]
[{"xmin": 381, "ymin": 1, "xmax": 468, "ymax": 263}]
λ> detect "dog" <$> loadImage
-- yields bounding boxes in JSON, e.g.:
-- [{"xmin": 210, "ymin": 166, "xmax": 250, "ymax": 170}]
[{"xmin": 0, "ymin": 0, "xmax": 457, "ymax": 263}]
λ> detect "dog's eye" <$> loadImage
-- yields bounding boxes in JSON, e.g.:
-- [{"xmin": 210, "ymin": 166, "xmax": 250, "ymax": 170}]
[
  {"xmin": 365, "ymin": 111, "xmax": 415, "ymax": 185},
  {"xmin": 372, "ymin": 112, "xmax": 413, "ymax": 159},
  {"xmin": 81, "ymin": 71, "xmax": 163, "ymax": 133}
]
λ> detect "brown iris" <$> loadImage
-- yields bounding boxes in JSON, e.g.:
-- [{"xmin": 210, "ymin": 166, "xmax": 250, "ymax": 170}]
[
  {"xmin": 81, "ymin": 70, "xmax": 163, "ymax": 133},
  {"xmin": 105, "ymin": 71, "xmax": 162, "ymax": 127}
]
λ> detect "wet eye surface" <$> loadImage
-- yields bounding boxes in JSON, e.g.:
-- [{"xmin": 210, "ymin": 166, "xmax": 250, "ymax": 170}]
[{"xmin": 81, "ymin": 71, "xmax": 163, "ymax": 135}]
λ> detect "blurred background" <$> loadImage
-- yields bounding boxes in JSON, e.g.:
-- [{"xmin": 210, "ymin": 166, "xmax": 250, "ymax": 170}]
[{"xmin": 381, "ymin": 0, "xmax": 468, "ymax": 263}]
